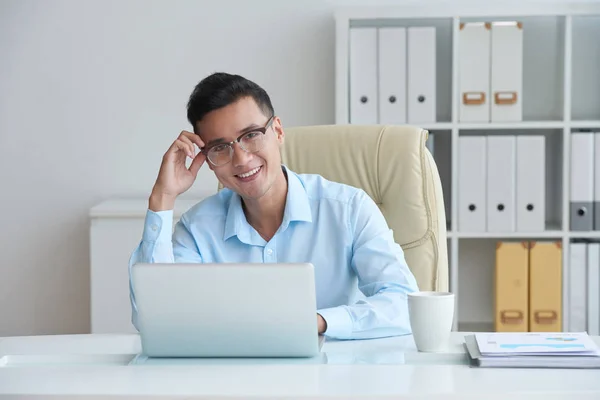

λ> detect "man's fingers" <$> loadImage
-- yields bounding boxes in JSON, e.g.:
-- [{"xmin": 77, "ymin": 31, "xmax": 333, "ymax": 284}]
[
  {"xmin": 188, "ymin": 152, "xmax": 206, "ymax": 176},
  {"xmin": 167, "ymin": 140, "xmax": 189, "ymax": 160},
  {"xmin": 178, "ymin": 135, "xmax": 196, "ymax": 158},
  {"xmin": 180, "ymin": 130, "xmax": 205, "ymax": 149},
  {"xmin": 164, "ymin": 131, "xmax": 205, "ymax": 164}
]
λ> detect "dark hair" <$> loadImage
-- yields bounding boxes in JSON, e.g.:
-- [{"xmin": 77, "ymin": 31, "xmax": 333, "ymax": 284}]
[{"xmin": 186, "ymin": 72, "xmax": 274, "ymax": 128}]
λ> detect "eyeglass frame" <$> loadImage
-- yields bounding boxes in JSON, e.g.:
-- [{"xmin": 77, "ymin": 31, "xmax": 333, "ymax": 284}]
[{"xmin": 200, "ymin": 116, "xmax": 275, "ymax": 166}]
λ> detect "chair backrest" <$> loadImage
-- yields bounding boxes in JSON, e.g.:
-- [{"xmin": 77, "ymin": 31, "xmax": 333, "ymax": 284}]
[{"xmin": 279, "ymin": 124, "xmax": 448, "ymax": 292}]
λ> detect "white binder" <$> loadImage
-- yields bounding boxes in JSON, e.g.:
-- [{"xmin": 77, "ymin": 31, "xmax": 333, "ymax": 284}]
[
  {"xmin": 587, "ymin": 243, "xmax": 600, "ymax": 335},
  {"xmin": 595, "ymin": 132, "xmax": 600, "ymax": 230},
  {"xmin": 458, "ymin": 136, "xmax": 487, "ymax": 232},
  {"xmin": 407, "ymin": 27, "xmax": 436, "ymax": 123},
  {"xmin": 349, "ymin": 27, "xmax": 377, "ymax": 124},
  {"xmin": 378, "ymin": 27, "xmax": 407, "ymax": 124},
  {"xmin": 569, "ymin": 242, "xmax": 587, "ymax": 332},
  {"xmin": 515, "ymin": 135, "xmax": 545, "ymax": 231},
  {"xmin": 490, "ymin": 22, "xmax": 523, "ymax": 122},
  {"xmin": 459, "ymin": 22, "xmax": 491, "ymax": 122},
  {"xmin": 570, "ymin": 132, "xmax": 595, "ymax": 231},
  {"xmin": 486, "ymin": 136, "xmax": 516, "ymax": 232}
]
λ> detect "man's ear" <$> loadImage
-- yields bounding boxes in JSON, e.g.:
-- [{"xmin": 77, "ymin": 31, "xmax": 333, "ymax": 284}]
[{"xmin": 273, "ymin": 116, "xmax": 285, "ymax": 145}]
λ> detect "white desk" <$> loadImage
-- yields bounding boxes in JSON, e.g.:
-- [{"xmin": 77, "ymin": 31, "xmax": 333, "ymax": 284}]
[{"xmin": 1, "ymin": 332, "xmax": 599, "ymax": 399}]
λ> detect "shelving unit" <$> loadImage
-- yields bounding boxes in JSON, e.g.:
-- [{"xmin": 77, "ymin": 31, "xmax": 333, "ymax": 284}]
[{"xmin": 335, "ymin": 2, "xmax": 600, "ymax": 332}]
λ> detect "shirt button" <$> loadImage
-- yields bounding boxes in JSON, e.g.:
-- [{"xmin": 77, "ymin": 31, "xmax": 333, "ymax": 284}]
[
  {"xmin": 266, "ymin": 248, "xmax": 273, "ymax": 255},
  {"xmin": 151, "ymin": 224, "xmax": 158, "ymax": 231}
]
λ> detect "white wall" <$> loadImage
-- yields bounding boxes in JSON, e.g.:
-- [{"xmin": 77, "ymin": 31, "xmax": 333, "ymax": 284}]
[
  {"xmin": 0, "ymin": 0, "xmax": 593, "ymax": 336},
  {"xmin": 0, "ymin": 0, "xmax": 406, "ymax": 336}
]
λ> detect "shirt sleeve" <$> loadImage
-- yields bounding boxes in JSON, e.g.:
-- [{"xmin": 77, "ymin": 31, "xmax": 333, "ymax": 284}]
[
  {"xmin": 317, "ymin": 190, "xmax": 419, "ymax": 340},
  {"xmin": 128, "ymin": 209, "xmax": 203, "ymax": 330}
]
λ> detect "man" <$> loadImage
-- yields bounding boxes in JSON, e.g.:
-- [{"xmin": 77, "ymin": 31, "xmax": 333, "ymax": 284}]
[{"xmin": 128, "ymin": 72, "xmax": 419, "ymax": 340}]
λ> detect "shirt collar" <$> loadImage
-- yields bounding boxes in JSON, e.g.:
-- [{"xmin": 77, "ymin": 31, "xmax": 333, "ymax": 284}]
[
  {"xmin": 223, "ymin": 191, "xmax": 246, "ymax": 242},
  {"xmin": 223, "ymin": 165, "xmax": 312, "ymax": 242},
  {"xmin": 281, "ymin": 165, "xmax": 313, "ymax": 224}
]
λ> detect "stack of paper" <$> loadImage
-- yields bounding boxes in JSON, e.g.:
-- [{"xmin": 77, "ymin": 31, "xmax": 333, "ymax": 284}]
[{"xmin": 464, "ymin": 332, "xmax": 600, "ymax": 368}]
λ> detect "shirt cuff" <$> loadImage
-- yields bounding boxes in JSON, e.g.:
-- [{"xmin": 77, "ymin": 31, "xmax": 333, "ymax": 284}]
[
  {"xmin": 317, "ymin": 306, "xmax": 353, "ymax": 339},
  {"xmin": 142, "ymin": 209, "xmax": 174, "ymax": 243}
]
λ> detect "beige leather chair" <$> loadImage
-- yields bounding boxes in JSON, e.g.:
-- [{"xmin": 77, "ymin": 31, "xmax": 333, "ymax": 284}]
[{"xmin": 281, "ymin": 124, "xmax": 448, "ymax": 292}]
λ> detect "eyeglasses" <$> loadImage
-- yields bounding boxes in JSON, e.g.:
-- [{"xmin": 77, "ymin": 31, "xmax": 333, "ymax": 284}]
[{"xmin": 201, "ymin": 116, "xmax": 274, "ymax": 167}]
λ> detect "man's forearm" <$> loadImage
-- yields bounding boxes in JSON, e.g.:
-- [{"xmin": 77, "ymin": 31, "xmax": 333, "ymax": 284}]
[{"xmin": 317, "ymin": 287, "xmax": 414, "ymax": 340}]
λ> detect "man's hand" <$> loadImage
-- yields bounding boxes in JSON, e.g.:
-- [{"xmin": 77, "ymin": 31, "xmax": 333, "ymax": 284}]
[
  {"xmin": 149, "ymin": 131, "xmax": 206, "ymax": 211},
  {"xmin": 317, "ymin": 313, "xmax": 327, "ymax": 334}
]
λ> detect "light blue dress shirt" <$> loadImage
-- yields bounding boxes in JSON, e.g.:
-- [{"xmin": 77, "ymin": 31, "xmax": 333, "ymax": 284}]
[{"xmin": 129, "ymin": 166, "xmax": 419, "ymax": 340}]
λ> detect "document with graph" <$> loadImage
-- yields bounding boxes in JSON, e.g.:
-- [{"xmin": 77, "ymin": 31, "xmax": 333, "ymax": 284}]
[
  {"xmin": 464, "ymin": 333, "xmax": 600, "ymax": 369},
  {"xmin": 475, "ymin": 332, "xmax": 599, "ymax": 356}
]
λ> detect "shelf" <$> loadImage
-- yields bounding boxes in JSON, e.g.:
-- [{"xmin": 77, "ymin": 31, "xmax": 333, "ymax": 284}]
[
  {"xmin": 336, "ymin": 3, "xmax": 600, "ymax": 20},
  {"xmin": 455, "ymin": 230, "xmax": 564, "ymax": 239},
  {"xmin": 420, "ymin": 122, "xmax": 454, "ymax": 130},
  {"xmin": 570, "ymin": 120, "xmax": 600, "ymax": 129},
  {"xmin": 337, "ymin": 4, "xmax": 600, "ymax": 337},
  {"xmin": 420, "ymin": 121, "xmax": 569, "ymax": 130},
  {"xmin": 568, "ymin": 231, "xmax": 600, "ymax": 239},
  {"xmin": 458, "ymin": 121, "xmax": 564, "ymax": 130}
]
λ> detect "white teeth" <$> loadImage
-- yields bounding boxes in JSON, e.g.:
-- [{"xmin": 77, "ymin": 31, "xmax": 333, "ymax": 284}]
[{"xmin": 238, "ymin": 167, "xmax": 260, "ymax": 178}]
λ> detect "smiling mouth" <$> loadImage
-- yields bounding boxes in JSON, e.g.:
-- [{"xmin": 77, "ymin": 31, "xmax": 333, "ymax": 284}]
[{"xmin": 235, "ymin": 166, "xmax": 262, "ymax": 179}]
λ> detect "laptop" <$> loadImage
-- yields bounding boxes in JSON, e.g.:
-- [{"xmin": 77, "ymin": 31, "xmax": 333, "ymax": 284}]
[{"xmin": 130, "ymin": 262, "xmax": 324, "ymax": 358}]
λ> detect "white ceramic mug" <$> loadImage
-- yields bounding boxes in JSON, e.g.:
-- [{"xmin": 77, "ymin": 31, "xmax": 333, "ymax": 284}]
[{"xmin": 408, "ymin": 291, "xmax": 455, "ymax": 352}]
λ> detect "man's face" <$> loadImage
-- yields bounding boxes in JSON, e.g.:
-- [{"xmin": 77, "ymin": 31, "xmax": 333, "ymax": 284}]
[{"xmin": 196, "ymin": 96, "xmax": 284, "ymax": 200}]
